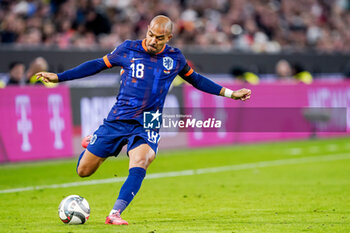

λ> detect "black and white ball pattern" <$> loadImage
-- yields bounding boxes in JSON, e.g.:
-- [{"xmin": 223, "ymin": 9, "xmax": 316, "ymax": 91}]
[{"xmin": 58, "ymin": 195, "xmax": 90, "ymax": 224}]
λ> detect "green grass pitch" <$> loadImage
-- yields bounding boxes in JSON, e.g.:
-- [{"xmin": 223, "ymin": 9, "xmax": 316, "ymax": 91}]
[{"xmin": 1, "ymin": 137, "xmax": 350, "ymax": 233}]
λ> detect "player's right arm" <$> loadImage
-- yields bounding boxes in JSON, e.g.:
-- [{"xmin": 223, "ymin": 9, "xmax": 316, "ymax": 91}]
[
  {"xmin": 36, "ymin": 58, "xmax": 108, "ymax": 83},
  {"xmin": 36, "ymin": 42, "xmax": 127, "ymax": 83}
]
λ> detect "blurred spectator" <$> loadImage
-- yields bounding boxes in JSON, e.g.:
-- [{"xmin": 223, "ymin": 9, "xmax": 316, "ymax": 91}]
[
  {"xmin": 275, "ymin": 59, "xmax": 313, "ymax": 84},
  {"xmin": 275, "ymin": 59, "xmax": 293, "ymax": 80},
  {"xmin": 26, "ymin": 56, "xmax": 57, "ymax": 87},
  {"xmin": 293, "ymin": 63, "xmax": 313, "ymax": 84},
  {"xmin": 231, "ymin": 66, "xmax": 259, "ymax": 85},
  {"xmin": 5, "ymin": 61, "xmax": 26, "ymax": 86},
  {"xmin": 0, "ymin": 0, "xmax": 349, "ymax": 53},
  {"xmin": 85, "ymin": 8, "xmax": 111, "ymax": 36}
]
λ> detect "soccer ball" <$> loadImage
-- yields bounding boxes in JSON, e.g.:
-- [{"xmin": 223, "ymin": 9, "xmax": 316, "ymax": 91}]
[{"xmin": 58, "ymin": 195, "xmax": 90, "ymax": 224}]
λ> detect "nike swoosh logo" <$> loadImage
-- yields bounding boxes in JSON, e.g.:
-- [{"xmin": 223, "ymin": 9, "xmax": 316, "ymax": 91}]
[{"xmin": 132, "ymin": 58, "xmax": 143, "ymax": 61}]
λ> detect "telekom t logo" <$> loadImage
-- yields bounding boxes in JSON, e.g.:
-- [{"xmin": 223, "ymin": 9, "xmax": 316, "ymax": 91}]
[
  {"xmin": 48, "ymin": 94, "xmax": 65, "ymax": 149},
  {"xmin": 16, "ymin": 95, "xmax": 32, "ymax": 152}
]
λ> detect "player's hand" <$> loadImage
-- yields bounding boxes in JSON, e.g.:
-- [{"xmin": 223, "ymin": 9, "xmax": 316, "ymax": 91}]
[
  {"xmin": 35, "ymin": 72, "xmax": 59, "ymax": 83},
  {"xmin": 232, "ymin": 88, "xmax": 251, "ymax": 101}
]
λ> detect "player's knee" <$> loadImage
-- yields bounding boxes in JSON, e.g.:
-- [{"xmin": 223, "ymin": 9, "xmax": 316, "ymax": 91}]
[
  {"xmin": 133, "ymin": 157, "xmax": 147, "ymax": 167},
  {"xmin": 132, "ymin": 153, "xmax": 155, "ymax": 168},
  {"xmin": 77, "ymin": 166, "xmax": 93, "ymax": 178}
]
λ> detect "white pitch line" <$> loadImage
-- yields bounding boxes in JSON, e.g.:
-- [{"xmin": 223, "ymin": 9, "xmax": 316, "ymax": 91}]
[{"xmin": 1, "ymin": 153, "xmax": 350, "ymax": 194}]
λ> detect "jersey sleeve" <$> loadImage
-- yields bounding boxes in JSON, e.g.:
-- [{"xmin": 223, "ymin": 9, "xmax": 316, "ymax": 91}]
[
  {"xmin": 102, "ymin": 41, "xmax": 129, "ymax": 68},
  {"xmin": 177, "ymin": 51, "xmax": 189, "ymax": 74},
  {"xmin": 178, "ymin": 56, "xmax": 222, "ymax": 96},
  {"xmin": 178, "ymin": 63, "xmax": 194, "ymax": 78},
  {"xmin": 57, "ymin": 58, "xmax": 107, "ymax": 82}
]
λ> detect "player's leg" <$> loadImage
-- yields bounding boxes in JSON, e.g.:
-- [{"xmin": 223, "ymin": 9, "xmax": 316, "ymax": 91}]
[
  {"xmin": 77, "ymin": 149, "xmax": 106, "ymax": 177},
  {"xmin": 106, "ymin": 141, "xmax": 156, "ymax": 225},
  {"xmin": 114, "ymin": 143, "xmax": 155, "ymax": 212},
  {"xmin": 128, "ymin": 143, "xmax": 156, "ymax": 169},
  {"xmin": 78, "ymin": 120, "xmax": 129, "ymax": 178}
]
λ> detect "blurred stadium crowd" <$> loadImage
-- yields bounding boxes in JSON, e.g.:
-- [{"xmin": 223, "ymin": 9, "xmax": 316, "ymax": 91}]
[{"xmin": 1, "ymin": 0, "xmax": 350, "ymax": 53}]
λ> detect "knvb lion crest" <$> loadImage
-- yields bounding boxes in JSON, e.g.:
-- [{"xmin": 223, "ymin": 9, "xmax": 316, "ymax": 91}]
[{"xmin": 163, "ymin": 57, "xmax": 173, "ymax": 70}]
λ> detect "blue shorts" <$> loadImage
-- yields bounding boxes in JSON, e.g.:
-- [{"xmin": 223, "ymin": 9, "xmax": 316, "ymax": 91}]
[{"xmin": 86, "ymin": 119, "xmax": 160, "ymax": 158}]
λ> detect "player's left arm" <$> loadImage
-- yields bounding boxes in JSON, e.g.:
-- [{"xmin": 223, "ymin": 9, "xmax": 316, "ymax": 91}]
[{"xmin": 178, "ymin": 63, "xmax": 251, "ymax": 101}]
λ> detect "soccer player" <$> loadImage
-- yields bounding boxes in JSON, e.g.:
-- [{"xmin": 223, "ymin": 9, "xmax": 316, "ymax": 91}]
[{"xmin": 36, "ymin": 15, "xmax": 251, "ymax": 225}]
